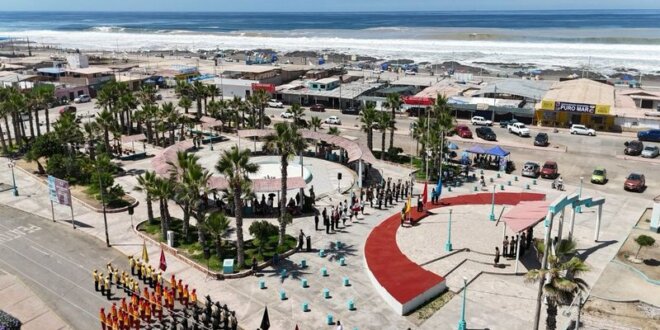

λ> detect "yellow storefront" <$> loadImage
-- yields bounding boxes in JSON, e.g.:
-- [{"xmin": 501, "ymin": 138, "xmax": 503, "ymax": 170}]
[{"xmin": 534, "ymin": 79, "xmax": 616, "ymax": 131}]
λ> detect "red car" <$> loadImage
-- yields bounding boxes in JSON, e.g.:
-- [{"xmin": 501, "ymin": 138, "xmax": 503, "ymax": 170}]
[
  {"xmin": 541, "ymin": 161, "xmax": 559, "ymax": 179},
  {"xmin": 310, "ymin": 104, "xmax": 326, "ymax": 112},
  {"xmin": 624, "ymin": 173, "xmax": 645, "ymax": 192},
  {"xmin": 455, "ymin": 125, "xmax": 472, "ymax": 138}
]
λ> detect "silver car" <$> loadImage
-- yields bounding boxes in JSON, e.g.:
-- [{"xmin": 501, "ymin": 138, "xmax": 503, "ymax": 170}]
[
  {"xmin": 641, "ymin": 145, "xmax": 659, "ymax": 158},
  {"xmin": 521, "ymin": 162, "xmax": 540, "ymax": 178}
]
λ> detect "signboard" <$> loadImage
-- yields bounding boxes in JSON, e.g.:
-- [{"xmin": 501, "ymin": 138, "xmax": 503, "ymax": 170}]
[
  {"xmin": 251, "ymin": 83, "xmax": 275, "ymax": 93},
  {"xmin": 541, "ymin": 99, "xmax": 611, "ymax": 115},
  {"xmin": 47, "ymin": 175, "xmax": 71, "ymax": 206}
]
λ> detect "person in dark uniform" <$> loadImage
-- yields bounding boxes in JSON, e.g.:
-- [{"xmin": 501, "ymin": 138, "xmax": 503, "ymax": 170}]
[
  {"xmin": 494, "ymin": 247, "xmax": 500, "ymax": 267},
  {"xmin": 503, "ymin": 236, "xmax": 509, "ymax": 258},
  {"xmin": 323, "ymin": 208, "xmax": 330, "ymax": 234},
  {"xmin": 314, "ymin": 211, "xmax": 320, "ymax": 231},
  {"xmin": 298, "ymin": 230, "xmax": 305, "ymax": 250}
]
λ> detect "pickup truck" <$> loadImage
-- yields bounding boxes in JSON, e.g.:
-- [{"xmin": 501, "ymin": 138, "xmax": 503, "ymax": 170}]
[
  {"xmin": 507, "ymin": 122, "xmax": 530, "ymax": 137},
  {"xmin": 471, "ymin": 116, "xmax": 493, "ymax": 126}
]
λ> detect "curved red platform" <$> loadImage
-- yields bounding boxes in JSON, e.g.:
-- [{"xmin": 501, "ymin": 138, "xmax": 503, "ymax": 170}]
[{"xmin": 364, "ymin": 192, "xmax": 546, "ymax": 315}]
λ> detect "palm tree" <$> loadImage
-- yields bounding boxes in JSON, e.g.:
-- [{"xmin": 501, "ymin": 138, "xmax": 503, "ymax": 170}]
[
  {"xmin": 429, "ymin": 94, "xmax": 455, "ymax": 173},
  {"xmin": 135, "ymin": 171, "xmax": 158, "ymax": 225},
  {"xmin": 82, "ymin": 121, "xmax": 99, "ymax": 161},
  {"xmin": 310, "ymin": 116, "xmax": 322, "ymax": 132},
  {"xmin": 203, "ymin": 211, "xmax": 231, "ymax": 260},
  {"xmin": 152, "ymin": 176, "xmax": 175, "ymax": 241},
  {"xmin": 136, "ymin": 84, "xmax": 157, "ymax": 107},
  {"xmin": 228, "ymin": 96, "xmax": 244, "ymax": 130},
  {"xmin": 250, "ymin": 89, "xmax": 270, "ymax": 129},
  {"xmin": 207, "ymin": 84, "xmax": 219, "ymax": 103},
  {"xmin": 95, "ymin": 109, "xmax": 117, "ymax": 152},
  {"xmin": 376, "ymin": 111, "xmax": 391, "ymax": 160},
  {"xmin": 526, "ymin": 240, "xmax": 589, "ymax": 330},
  {"xmin": 3, "ymin": 88, "xmax": 27, "ymax": 146},
  {"xmin": 169, "ymin": 151, "xmax": 212, "ymax": 243},
  {"xmin": 359, "ymin": 104, "xmax": 377, "ymax": 151},
  {"xmin": 0, "ymin": 95, "xmax": 9, "ymax": 154},
  {"xmin": 328, "ymin": 126, "xmax": 340, "ymax": 136},
  {"xmin": 191, "ymin": 81, "xmax": 206, "ymax": 118},
  {"xmin": 178, "ymin": 96, "xmax": 193, "ymax": 115},
  {"xmin": 288, "ymin": 103, "xmax": 305, "ymax": 128},
  {"xmin": 264, "ymin": 122, "xmax": 307, "ymax": 246},
  {"xmin": 29, "ymin": 85, "xmax": 54, "ymax": 137},
  {"xmin": 384, "ymin": 93, "xmax": 402, "ymax": 150},
  {"xmin": 160, "ymin": 102, "xmax": 179, "ymax": 145},
  {"xmin": 215, "ymin": 146, "xmax": 259, "ymax": 268}
]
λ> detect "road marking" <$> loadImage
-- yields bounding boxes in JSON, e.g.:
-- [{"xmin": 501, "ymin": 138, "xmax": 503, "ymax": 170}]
[
  {"xmin": 30, "ymin": 245, "xmax": 51, "ymax": 256},
  {"xmin": 0, "ymin": 222, "xmax": 87, "ymax": 271},
  {"xmin": 0, "ymin": 224, "xmax": 41, "ymax": 244}
]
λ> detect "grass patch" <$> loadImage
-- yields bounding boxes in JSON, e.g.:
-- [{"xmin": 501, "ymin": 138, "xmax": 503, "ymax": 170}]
[
  {"xmin": 406, "ymin": 290, "xmax": 456, "ymax": 325},
  {"xmin": 137, "ymin": 218, "xmax": 296, "ymax": 272}
]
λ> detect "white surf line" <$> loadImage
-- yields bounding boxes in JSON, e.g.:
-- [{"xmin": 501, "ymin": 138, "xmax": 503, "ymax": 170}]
[
  {"xmin": 0, "ymin": 258, "xmax": 97, "ymax": 322},
  {"xmin": 0, "ymin": 222, "xmax": 89, "ymax": 271}
]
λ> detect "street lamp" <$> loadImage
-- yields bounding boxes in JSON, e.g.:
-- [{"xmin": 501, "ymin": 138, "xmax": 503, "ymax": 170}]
[
  {"xmin": 489, "ymin": 184, "xmax": 496, "ymax": 221},
  {"xmin": 576, "ymin": 177, "xmax": 584, "ymax": 213},
  {"xmin": 7, "ymin": 159, "xmax": 18, "ymax": 196},
  {"xmin": 458, "ymin": 276, "xmax": 468, "ymax": 330},
  {"xmin": 445, "ymin": 209, "xmax": 453, "ymax": 252}
]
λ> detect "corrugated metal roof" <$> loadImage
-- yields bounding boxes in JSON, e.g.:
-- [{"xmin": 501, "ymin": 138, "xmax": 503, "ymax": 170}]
[{"xmin": 474, "ymin": 79, "xmax": 553, "ymax": 101}]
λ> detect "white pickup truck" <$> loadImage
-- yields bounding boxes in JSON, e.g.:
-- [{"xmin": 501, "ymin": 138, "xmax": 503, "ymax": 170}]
[
  {"xmin": 507, "ymin": 122, "xmax": 531, "ymax": 137},
  {"xmin": 471, "ymin": 116, "xmax": 492, "ymax": 126}
]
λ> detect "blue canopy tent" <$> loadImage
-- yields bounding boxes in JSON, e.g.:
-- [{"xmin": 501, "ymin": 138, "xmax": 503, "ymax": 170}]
[
  {"xmin": 466, "ymin": 145, "xmax": 487, "ymax": 154},
  {"xmin": 485, "ymin": 146, "xmax": 510, "ymax": 157}
]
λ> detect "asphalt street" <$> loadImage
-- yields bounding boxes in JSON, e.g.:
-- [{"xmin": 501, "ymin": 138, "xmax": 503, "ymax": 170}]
[{"xmin": 0, "ymin": 204, "xmax": 129, "ymax": 330}]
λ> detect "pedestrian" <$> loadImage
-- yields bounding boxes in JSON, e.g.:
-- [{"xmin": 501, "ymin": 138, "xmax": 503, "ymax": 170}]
[
  {"xmin": 100, "ymin": 307, "xmax": 107, "ymax": 330},
  {"xmin": 336, "ymin": 320, "xmax": 343, "ymax": 330},
  {"xmin": 93, "ymin": 269, "xmax": 99, "ymax": 291},
  {"xmin": 417, "ymin": 195, "xmax": 423, "ymax": 212},
  {"xmin": 400, "ymin": 208, "xmax": 406, "ymax": 227},
  {"xmin": 324, "ymin": 210, "xmax": 330, "ymax": 234},
  {"xmin": 314, "ymin": 211, "xmax": 320, "ymax": 231},
  {"xmin": 511, "ymin": 236, "xmax": 517, "ymax": 258},
  {"xmin": 136, "ymin": 259, "xmax": 143, "ymax": 279},
  {"xmin": 360, "ymin": 199, "xmax": 365, "ymax": 215},
  {"xmin": 431, "ymin": 188, "xmax": 436, "ymax": 204},
  {"xmin": 107, "ymin": 263, "xmax": 114, "ymax": 284},
  {"xmin": 494, "ymin": 247, "xmax": 500, "ymax": 267},
  {"xmin": 298, "ymin": 230, "xmax": 305, "ymax": 250},
  {"xmin": 105, "ymin": 276, "xmax": 111, "ymax": 299},
  {"xmin": 99, "ymin": 272, "xmax": 106, "ymax": 295},
  {"xmin": 113, "ymin": 268, "xmax": 119, "ymax": 289},
  {"xmin": 129, "ymin": 255, "xmax": 136, "ymax": 275},
  {"xmin": 502, "ymin": 236, "xmax": 509, "ymax": 258}
]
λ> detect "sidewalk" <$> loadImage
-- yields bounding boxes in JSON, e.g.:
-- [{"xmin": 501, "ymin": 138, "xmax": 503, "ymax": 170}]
[{"xmin": 0, "ymin": 272, "xmax": 70, "ymax": 330}]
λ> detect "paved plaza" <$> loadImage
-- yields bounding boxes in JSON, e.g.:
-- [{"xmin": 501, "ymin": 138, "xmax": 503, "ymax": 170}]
[{"xmin": 0, "ymin": 130, "xmax": 657, "ymax": 329}]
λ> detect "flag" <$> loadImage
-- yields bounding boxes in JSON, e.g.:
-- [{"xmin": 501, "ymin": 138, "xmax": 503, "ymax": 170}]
[
  {"xmin": 141, "ymin": 240, "xmax": 149, "ymax": 264},
  {"xmin": 260, "ymin": 306, "xmax": 270, "ymax": 330},
  {"xmin": 159, "ymin": 249, "xmax": 167, "ymax": 271},
  {"xmin": 434, "ymin": 177, "xmax": 442, "ymax": 199},
  {"xmin": 422, "ymin": 181, "xmax": 428, "ymax": 204},
  {"xmin": 405, "ymin": 195, "xmax": 411, "ymax": 214}
]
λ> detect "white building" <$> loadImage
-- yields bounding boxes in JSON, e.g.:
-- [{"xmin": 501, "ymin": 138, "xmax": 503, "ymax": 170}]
[
  {"xmin": 203, "ymin": 78, "xmax": 260, "ymax": 100},
  {"xmin": 66, "ymin": 53, "xmax": 89, "ymax": 69}
]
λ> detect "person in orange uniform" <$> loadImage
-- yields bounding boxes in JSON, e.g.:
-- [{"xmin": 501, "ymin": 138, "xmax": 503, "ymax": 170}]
[
  {"xmin": 99, "ymin": 307, "xmax": 107, "ymax": 330},
  {"xmin": 144, "ymin": 302, "xmax": 152, "ymax": 323},
  {"xmin": 182, "ymin": 284, "xmax": 189, "ymax": 307},
  {"xmin": 170, "ymin": 275, "xmax": 176, "ymax": 298},
  {"xmin": 106, "ymin": 312, "xmax": 112, "ymax": 330},
  {"xmin": 190, "ymin": 288, "xmax": 197, "ymax": 306},
  {"xmin": 155, "ymin": 295, "xmax": 163, "ymax": 321},
  {"xmin": 111, "ymin": 303, "xmax": 118, "ymax": 320},
  {"xmin": 120, "ymin": 298, "xmax": 128, "ymax": 313},
  {"xmin": 176, "ymin": 279, "xmax": 183, "ymax": 303},
  {"xmin": 122, "ymin": 312, "xmax": 130, "ymax": 330}
]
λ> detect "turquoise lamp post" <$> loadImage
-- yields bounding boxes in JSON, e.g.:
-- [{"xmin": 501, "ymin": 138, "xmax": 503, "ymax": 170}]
[
  {"xmin": 458, "ymin": 276, "xmax": 468, "ymax": 330},
  {"xmin": 445, "ymin": 209, "xmax": 453, "ymax": 252},
  {"xmin": 489, "ymin": 184, "xmax": 496, "ymax": 221}
]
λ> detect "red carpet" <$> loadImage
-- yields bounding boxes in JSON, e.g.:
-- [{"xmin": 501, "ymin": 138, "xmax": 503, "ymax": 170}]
[{"xmin": 364, "ymin": 192, "xmax": 545, "ymax": 305}]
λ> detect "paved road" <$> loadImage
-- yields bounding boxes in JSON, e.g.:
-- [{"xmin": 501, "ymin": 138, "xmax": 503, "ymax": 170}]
[{"xmin": 0, "ymin": 205, "xmax": 128, "ymax": 330}]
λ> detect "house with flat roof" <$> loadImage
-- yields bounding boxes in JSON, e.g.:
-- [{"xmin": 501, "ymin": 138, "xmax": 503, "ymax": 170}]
[
  {"xmin": 220, "ymin": 64, "xmax": 280, "ymax": 81},
  {"xmin": 308, "ymin": 77, "xmax": 340, "ymax": 91},
  {"xmin": 60, "ymin": 66, "xmax": 114, "ymax": 87}
]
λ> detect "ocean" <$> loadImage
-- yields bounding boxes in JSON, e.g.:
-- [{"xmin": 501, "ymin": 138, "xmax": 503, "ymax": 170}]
[{"xmin": 2, "ymin": 11, "xmax": 660, "ymax": 74}]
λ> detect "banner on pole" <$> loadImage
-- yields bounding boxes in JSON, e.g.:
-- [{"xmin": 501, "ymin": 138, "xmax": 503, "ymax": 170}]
[{"xmin": 47, "ymin": 175, "xmax": 71, "ymax": 206}]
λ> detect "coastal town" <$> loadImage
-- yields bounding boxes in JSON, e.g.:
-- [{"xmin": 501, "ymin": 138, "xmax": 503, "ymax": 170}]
[{"xmin": 1, "ymin": 12, "xmax": 660, "ymax": 330}]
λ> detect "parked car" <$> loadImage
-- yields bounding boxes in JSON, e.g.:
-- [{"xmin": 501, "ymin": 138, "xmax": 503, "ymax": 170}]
[
  {"xmin": 507, "ymin": 122, "xmax": 530, "ymax": 137},
  {"xmin": 471, "ymin": 116, "xmax": 492, "ymax": 126},
  {"xmin": 324, "ymin": 116, "xmax": 341, "ymax": 125},
  {"xmin": 624, "ymin": 173, "xmax": 645, "ymax": 192},
  {"xmin": 637, "ymin": 129, "xmax": 660, "ymax": 142},
  {"xmin": 455, "ymin": 125, "xmax": 473, "ymax": 138},
  {"xmin": 499, "ymin": 118, "xmax": 519, "ymax": 128},
  {"xmin": 280, "ymin": 111, "xmax": 293, "ymax": 119},
  {"xmin": 341, "ymin": 107, "xmax": 360, "ymax": 115},
  {"xmin": 74, "ymin": 94, "xmax": 91, "ymax": 103},
  {"xmin": 540, "ymin": 161, "xmax": 559, "ymax": 179},
  {"xmin": 590, "ymin": 167, "xmax": 607, "ymax": 184},
  {"xmin": 641, "ymin": 145, "xmax": 659, "ymax": 158},
  {"xmin": 521, "ymin": 162, "xmax": 541, "ymax": 178},
  {"xmin": 570, "ymin": 124, "xmax": 596, "ymax": 136},
  {"xmin": 268, "ymin": 99, "xmax": 284, "ymax": 108},
  {"xmin": 534, "ymin": 132, "xmax": 549, "ymax": 147},
  {"xmin": 475, "ymin": 126, "xmax": 497, "ymax": 141},
  {"xmin": 310, "ymin": 104, "xmax": 326, "ymax": 112},
  {"xmin": 624, "ymin": 140, "xmax": 644, "ymax": 156}
]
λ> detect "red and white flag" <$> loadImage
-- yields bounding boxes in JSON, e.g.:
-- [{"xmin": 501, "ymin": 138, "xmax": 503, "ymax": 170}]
[{"xmin": 159, "ymin": 249, "xmax": 167, "ymax": 271}]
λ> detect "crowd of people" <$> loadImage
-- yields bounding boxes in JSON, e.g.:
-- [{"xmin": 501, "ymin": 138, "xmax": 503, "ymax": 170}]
[{"xmin": 95, "ymin": 257, "xmax": 238, "ymax": 330}]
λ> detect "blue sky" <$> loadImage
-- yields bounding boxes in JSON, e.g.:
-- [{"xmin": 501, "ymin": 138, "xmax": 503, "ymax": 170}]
[{"xmin": 3, "ymin": 0, "xmax": 660, "ymax": 11}]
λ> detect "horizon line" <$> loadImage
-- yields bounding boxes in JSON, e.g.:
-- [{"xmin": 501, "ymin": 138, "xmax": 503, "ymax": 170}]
[{"xmin": 2, "ymin": 8, "xmax": 660, "ymax": 13}]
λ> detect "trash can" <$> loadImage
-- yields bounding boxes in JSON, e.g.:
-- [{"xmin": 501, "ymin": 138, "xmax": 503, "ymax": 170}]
[
  {"xmin": 306, "ymin": 236, "xmax": 312, "ymax": 252},
  {"xmin": 166, "ymin": 230, "xmax": 175, "ymax": 247}
]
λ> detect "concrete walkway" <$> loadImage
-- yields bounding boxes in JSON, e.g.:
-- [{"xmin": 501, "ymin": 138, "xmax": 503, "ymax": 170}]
[{"xmin": 0, "ymin": 272, "xmax": 70, "ymax": 330}]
